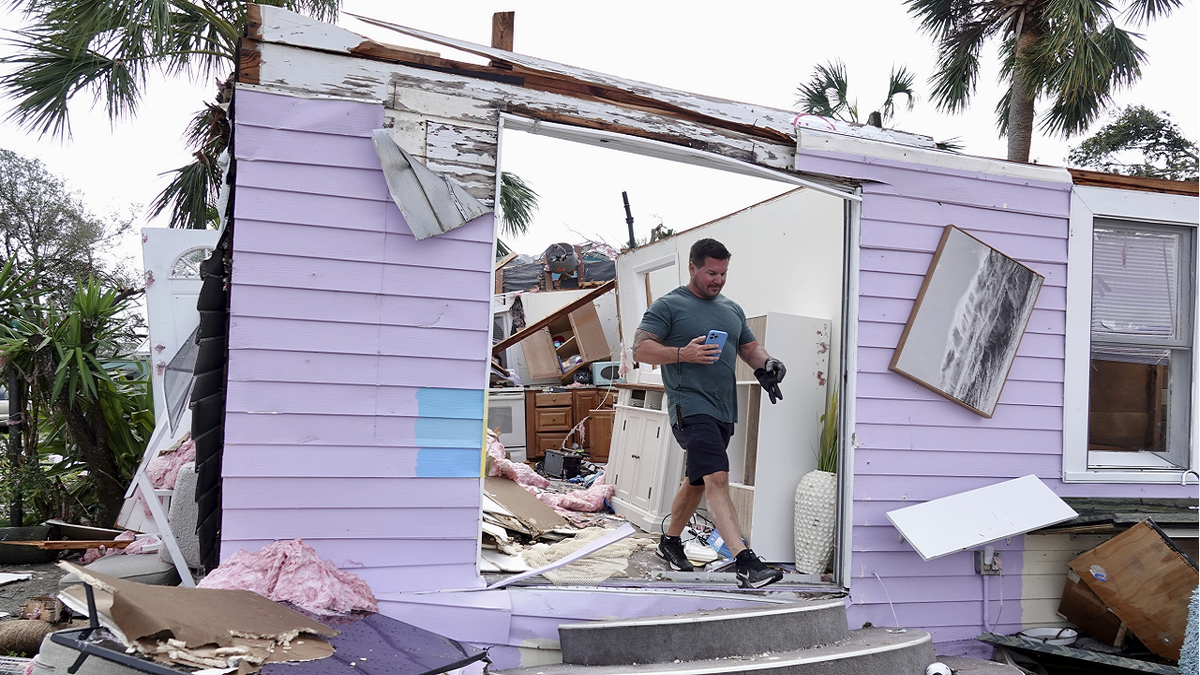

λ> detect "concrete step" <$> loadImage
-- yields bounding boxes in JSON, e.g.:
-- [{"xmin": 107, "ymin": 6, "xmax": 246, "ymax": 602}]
[
  {"xmin": 499, "ymin": 628, "xmax": 936, "ymax": 675},
  {"xmin": 559, "ymin": 599, "xmax": 850, "ymax": 666},
  {"xmin": 936, "ymin": 656, "xmax": 1026, "ymax": 674}
]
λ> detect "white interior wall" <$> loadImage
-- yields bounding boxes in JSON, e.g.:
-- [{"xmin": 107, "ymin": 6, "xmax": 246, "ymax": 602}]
[{"xmin": 616, "ymin": 188, "xmax": 846, "ymax": 380}]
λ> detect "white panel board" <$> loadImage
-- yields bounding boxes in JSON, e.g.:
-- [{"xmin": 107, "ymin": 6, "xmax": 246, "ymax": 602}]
[{"xmin": 886, "ymin": 475, "xmax": 1077, "ymax": 561}]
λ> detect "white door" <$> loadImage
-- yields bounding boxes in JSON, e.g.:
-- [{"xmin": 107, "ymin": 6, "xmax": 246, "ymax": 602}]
[{"xmin": 141, "ymin": 228, "xmax": 220, "ymax": 422}]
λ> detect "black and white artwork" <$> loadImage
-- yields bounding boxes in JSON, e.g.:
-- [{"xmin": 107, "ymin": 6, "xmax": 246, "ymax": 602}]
[{"xmin": 890, "ymin": 225, "xmax": 1044, "ymax": 418}]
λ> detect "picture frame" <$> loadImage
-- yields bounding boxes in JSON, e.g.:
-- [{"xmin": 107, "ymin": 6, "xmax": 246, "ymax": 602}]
[{"xmin": 889, "ymin": 225, "xmax": 1045, "ymax": 418}]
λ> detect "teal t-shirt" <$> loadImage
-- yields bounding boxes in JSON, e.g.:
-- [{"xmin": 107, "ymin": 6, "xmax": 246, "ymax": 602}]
[{"xmin": 637, "ymin": 286, "xmax": 756, "ymax": 426}]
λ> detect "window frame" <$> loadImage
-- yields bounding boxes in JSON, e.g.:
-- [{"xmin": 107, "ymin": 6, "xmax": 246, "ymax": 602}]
[{"xmin": 1064, "ymin": 186, "xmax": 1199, "ymax": 483}]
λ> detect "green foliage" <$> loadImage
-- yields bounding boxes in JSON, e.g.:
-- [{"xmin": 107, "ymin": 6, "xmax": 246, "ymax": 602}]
[
  {"xmin": 0, "ymin": 277, "xmax": 150, "ymax": 526},
  {"xmin": 0, "ymin": 149, "xmax": 137, "ymax": 300},
  {"xmin": 1, "ymin": 0, "xmax": 342, "ymax": 228},
  {"xmin": 498, "ymin": 172, "xmax": 540, "ymax": 238},
  {"xmin": 905, "ymin": 0, "xmax": 1178, "ymax": 161},
  {"xmin": 818, "ymin": 386, "xmax": 839, "ymax": 474},
  {"xmin": 796, "ymin": 60, "xmax": 917, "ymax": 126},
  {"xmin": 1067, "ymin": 106, "xmax": 1198, "ymax": 181}
]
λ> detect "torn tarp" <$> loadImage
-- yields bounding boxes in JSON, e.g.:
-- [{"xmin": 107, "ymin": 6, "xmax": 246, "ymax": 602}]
[{"xmin": 371, "ymin": 129, "xmax": 490, "ymax": 240}]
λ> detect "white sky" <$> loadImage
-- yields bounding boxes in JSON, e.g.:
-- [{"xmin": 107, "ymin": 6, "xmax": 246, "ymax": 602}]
[{"xmin": 1, "ymin": 0, "xmax": 1196, "ymax": 263}]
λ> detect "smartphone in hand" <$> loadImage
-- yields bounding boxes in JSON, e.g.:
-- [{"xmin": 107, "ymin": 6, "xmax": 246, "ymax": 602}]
[{"xmin": 703, "ymin": 330, "xmax": 728, "ymax": 354}]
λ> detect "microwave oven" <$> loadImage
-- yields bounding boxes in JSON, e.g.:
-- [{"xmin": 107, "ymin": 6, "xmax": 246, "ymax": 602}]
[{"xmin": 591, "ymin": 361, "xmax": 624, "ymax": 386}]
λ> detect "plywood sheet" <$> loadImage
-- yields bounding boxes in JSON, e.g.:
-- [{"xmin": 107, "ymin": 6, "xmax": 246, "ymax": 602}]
[
  {"xmin": 1069, "ymin": 520, "xmax": 1197, "ymax": 661},
  {"xmin": 886, "ymin": 475, "xmax": 1077, "ymax": 560}
]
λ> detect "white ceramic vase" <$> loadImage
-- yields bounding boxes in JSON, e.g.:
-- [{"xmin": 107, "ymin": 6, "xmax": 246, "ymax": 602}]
[{"xmin": 793, "ymin": 469, "xmax": 837, "ymax": 575}]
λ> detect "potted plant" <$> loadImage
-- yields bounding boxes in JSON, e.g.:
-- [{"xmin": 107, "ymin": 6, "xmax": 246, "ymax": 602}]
[{"xmin": 793, "ymin": 385, "xmax": 838, "ymax": 574}]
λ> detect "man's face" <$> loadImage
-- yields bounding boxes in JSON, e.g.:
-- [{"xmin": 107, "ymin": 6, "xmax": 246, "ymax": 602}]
[{"xmin": 688, "ymin": 256, "xmax": 729, "ymax": 299}]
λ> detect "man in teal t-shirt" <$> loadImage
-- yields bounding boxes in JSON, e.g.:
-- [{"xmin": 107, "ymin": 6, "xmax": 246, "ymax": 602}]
[{"xmin": 634, "ymin": 238, "xmax": 787, "ymax": 589}]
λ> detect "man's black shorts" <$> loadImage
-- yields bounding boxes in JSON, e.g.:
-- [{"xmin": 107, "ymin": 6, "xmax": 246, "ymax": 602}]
[{"xmin": 672, "ymin": 414, "xmax": 735, "ymax": 486}]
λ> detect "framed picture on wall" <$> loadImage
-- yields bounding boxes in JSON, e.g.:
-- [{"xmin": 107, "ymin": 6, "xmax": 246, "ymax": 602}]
[{"xmin": 889, "ymin": 225, "xmax": 1045, "ymax": 418}]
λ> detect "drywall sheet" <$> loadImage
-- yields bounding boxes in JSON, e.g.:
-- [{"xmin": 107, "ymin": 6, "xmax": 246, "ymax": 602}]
[{"xmin": 886, "ymin": 474, "xmax": 1077, "ymax": 560}]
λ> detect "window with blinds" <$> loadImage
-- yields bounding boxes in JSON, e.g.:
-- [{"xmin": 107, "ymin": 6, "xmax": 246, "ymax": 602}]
[{"xmin": 1088, "ymin": 221, "xmax": 1195, "ymax": 468}]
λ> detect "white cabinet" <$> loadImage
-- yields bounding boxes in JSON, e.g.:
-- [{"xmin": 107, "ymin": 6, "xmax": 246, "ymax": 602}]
[
  {"xmin": 606, "ymin": 313, "xmax": 831, "ymax": 562},
  {"xmin": 607, "ymin": 390, "xmax": 685, "ymax": 533}
]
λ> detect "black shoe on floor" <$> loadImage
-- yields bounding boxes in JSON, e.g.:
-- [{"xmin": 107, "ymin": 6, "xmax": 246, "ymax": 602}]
[
  {"xmin": 735, "ymin": 548, "xmax": 782, "ymax": 589},
  {"xmin": 656, "ymin": 535, "xmax": 695, "ymax": 571}
]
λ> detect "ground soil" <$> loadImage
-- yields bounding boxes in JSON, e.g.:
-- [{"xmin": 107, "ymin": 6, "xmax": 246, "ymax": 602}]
[{"xmin": 0, "ymin": 559, "xmax": 72, "ymax": 618}]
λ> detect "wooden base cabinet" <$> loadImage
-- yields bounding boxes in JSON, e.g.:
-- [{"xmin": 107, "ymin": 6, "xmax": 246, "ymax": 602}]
[{"xmin": 525, "ymin": 387, "xmax": 616, "ymax": 460}]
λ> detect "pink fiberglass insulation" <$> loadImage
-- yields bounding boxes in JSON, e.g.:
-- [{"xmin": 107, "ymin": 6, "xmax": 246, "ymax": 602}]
[
  {"xmin": 537, "ymin": 479, "xmax": 614, "ymax": 513},
  {"xmin": 198, "ymin": 539, "xmax": 378, "ymax": 615},
  {"xmin": 146, "ymin": 436, "xmax": 197, "ymax": 489},
  {"xmin": 487, "ymin": 432, "xmax": 548, "ymax": 488},
  {"xmin": 81, "ymin": 531, "xmax": 158, "ymax": 564}
]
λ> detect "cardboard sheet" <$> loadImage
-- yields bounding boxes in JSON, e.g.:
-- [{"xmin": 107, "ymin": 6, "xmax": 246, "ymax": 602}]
[
  {"xmin": 1069, "ymin": 520, "xmax": 1197, "ymax": 661},
  {"xmin": 57, "ymin": 562, "xmax": 336, "ymax": 672},
  {"xmin": 483, "ymin": 477, "xmax": 567, "ymax": 535}
]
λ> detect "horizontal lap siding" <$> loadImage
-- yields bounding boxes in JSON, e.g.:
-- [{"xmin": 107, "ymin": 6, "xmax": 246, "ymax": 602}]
[
  {"xmin": 800, "ymin": 148, "xmax": 1072, "ymax": 642},
  {"xmin": 224, "ymin": 88, "xmax": 494, "ymax": 593}
]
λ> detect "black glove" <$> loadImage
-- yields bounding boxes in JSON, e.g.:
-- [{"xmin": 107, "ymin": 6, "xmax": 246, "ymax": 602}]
[{"xmin": 754, "ymin": 358, "xmax": 786, "ymax": 404}]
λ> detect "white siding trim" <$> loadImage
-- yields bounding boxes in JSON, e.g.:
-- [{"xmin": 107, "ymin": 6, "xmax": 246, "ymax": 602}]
[
  {"xmin": 837, "ymin": 192, "xmax": 862, "ymax": 588},
  {"xmin": 1062, "ymin": 186, "xmax": 1200, "ymax": 483}
]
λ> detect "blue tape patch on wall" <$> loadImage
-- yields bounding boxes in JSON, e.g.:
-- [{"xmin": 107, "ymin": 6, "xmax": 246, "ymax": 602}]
[{"xmin": 415, "ymin": 387, "xmax": 485, "ymax": 477}]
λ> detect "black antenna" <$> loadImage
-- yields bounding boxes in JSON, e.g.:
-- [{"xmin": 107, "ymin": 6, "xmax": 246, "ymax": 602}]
[{"xmin": 622, "ymin": 191, "xmax": 636, "ymax": 249}]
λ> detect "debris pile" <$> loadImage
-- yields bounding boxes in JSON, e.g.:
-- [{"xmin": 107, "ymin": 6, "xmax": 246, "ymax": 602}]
[{"xmin": 57, "ymin": 562, "xmax": 337, "ymax": 673}]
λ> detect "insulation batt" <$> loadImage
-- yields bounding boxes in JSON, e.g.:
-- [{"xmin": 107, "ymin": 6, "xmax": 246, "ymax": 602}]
[
  {"xmin": 197, "ymin": 539, "xmax": 378, "ymax": 616},
  {"xmin": 146, "ymin": 435, "xmax": 197, "ymax": 489},
  {"xmin": 486, "ymin": 432, "xmax": 548, "ymax": 488},
  {"xmin": 537, "ymin": 477, "xmax": 613, "ymax": 513}
]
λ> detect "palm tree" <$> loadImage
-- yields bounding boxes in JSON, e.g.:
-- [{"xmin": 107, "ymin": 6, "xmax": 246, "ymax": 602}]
[
  {"xmin": 905, "ymin": 0, "xmax": 1177, "ymax": 163},
  {"xmin": 1, "ymin": 0, "xmax": 341, "ymax": 229},
  {"xmin": 796, "ymin": 60, "xmax": 918, "ymax": 127}
]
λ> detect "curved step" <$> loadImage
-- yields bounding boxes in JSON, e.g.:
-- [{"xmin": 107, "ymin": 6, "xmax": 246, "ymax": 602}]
[
  {"xmin": 502, "ymin": 628, "xmax": 935, "ymax": 675},
  {"xmin": 559, "ymin": 599, "xmax": 849, "ymax": 666}
]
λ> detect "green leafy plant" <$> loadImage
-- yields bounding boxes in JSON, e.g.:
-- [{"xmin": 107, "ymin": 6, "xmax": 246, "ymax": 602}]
[
  {"xmin": 0, "ymin": 277, "xmax": 149, "ymax": 526},
  {"xmin": 818, "ymin": 385, "xmax": 839, "ymax": 474}
]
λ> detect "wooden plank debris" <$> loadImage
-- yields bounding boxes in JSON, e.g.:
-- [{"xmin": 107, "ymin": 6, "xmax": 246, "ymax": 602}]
[{"xmin": 1, "ymin": 540, "xmax": 133, "ymax": 550}]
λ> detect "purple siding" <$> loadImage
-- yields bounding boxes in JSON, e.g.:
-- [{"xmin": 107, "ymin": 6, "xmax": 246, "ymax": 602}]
[
  {"xmin": 224, "ymin": 88, "xmax": 493, "ymax": 594},
  {"xmin": 799, "ymin": 146, "xmax": 1196, "ymax": 642},
  {"xmin": 798, "ymin": 148, "xmax": 1064, "ymax": 641}
]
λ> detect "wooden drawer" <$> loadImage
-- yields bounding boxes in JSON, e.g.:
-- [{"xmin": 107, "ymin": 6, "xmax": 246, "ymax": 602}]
[
  {"xmin": 535, "ymin": 391, "xmax": 573, "ymax": 407},
  {"xmin": 535, "ymin": 406, "xmax": 572, "ymax": 431},
  {"xmin": 533, "ymin": 431, "xmax": 568, "ymax": 458}
]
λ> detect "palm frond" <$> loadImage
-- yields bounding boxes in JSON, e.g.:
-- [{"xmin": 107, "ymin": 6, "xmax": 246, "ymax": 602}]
[
  {"xmin": 797, "ymin": 60, "xmax": 856, "ymax": 122},
  {"xmin": 0, "ymin": 30, "xmax": 142, "ymax": 138},
  {"xmin": 929, "ymin": 20, "xmax": 988, "ymax": 112},
  {"xmin": 498, "ymin": 171, "xmax": 539, "ymax": 238},
  {"xmin": 1038, "ymin": 22, "xmax": 1145, "ymax": 137},
  {"xmin": 880, "ymin": 64, "xmax": 919, "ymax": 122},
  {"xmin": 1121, "ymin": 0, "xmax": 1181, "ymax": 24},
  {"xmin": 150, "ymin": 155, "xmax": 220, "ymax": 229}
]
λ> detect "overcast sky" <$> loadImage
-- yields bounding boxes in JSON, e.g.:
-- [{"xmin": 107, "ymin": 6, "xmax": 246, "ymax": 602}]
[{"xmin": 1, "ymin": 0, "xmax": 1196, "ymax": 262}]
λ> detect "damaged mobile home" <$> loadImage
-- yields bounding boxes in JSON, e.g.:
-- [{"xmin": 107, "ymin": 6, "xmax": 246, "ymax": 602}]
[{"xmin": 139, "ymin": 4, "xmax": 1199, "ymax": 671}]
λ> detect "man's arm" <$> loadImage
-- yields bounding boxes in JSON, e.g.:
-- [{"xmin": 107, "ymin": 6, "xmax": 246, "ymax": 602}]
[
  {"xmin": 738, "ymin": 340, "xmax": 771, "ymax": 370},
  {"xmin": 634, "ymin": 329, "xmax": 721, "ymax": 366}
]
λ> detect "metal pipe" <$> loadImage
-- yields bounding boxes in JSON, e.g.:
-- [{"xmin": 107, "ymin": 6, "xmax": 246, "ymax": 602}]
[{"xmin": 622, "ymin": 191, "xmax": 636, "ymax": 249}]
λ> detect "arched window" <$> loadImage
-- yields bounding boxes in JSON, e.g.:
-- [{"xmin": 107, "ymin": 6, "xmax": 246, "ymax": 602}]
[{"xmin": 171, "ymin": 246, "xmax": 215, "ymax": 278}]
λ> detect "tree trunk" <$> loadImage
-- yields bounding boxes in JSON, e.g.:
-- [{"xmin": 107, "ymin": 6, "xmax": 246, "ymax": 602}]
[
  {"xmin": 1007, "ymin": 27, "xmax": 1041, "ymax": 163},
  {"xmin": 59, "ymin": 399, "xmax": 125, "ymax": 527}
]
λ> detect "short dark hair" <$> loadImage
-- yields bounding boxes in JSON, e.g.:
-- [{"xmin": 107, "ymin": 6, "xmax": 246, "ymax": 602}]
[{"xmin": 689, "ymin": 238, "xmax": 731, "ymax": 267}]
